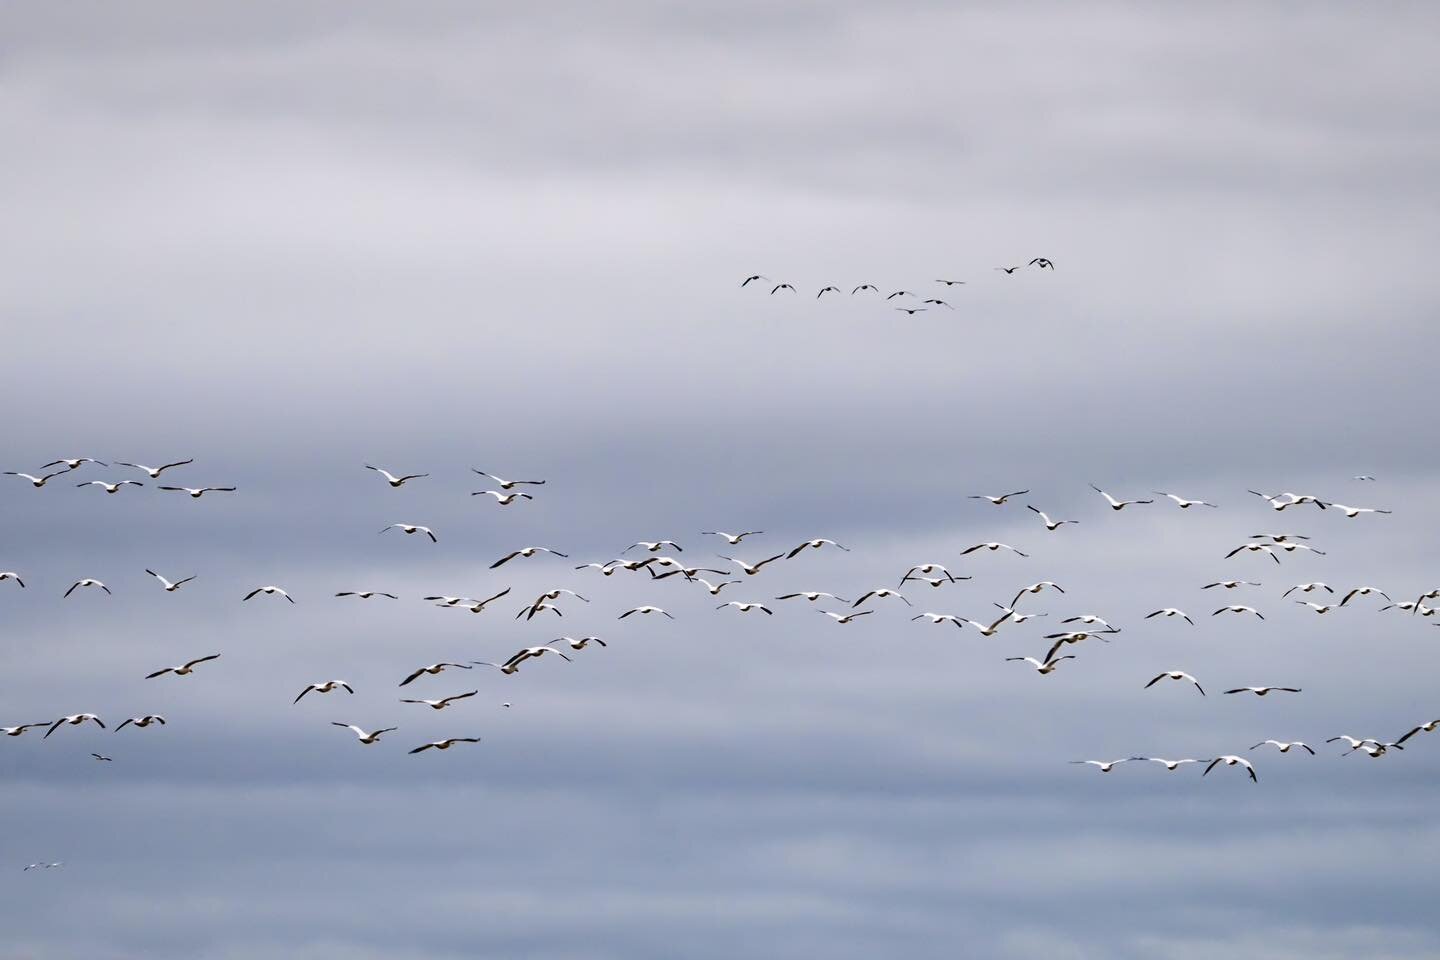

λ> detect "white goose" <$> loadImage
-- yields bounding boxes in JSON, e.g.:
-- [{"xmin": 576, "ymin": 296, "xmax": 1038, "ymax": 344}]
[
  {"xmin": 819, "ymin": 609, "xmax": 872, "ymax": 625},
  {"xmin": 692, "ymin": 578, "xmax": 742, "ymax": 596},
  {"xmin": 364, "ymin": 465, "xmax": 428, "ymax": 487},
  {"xmin": 157, "ymin": 486, "xmax": 236, "ymax": 498},
  {"xmin": 775, "ymin": 591, "xmax": 848, "ymax": 603},
  {"xmin": 901, "ymin": 564, "xmax": 961, "ymax": 584},
  {"xmin": 399, "ymin": 662, "xmax": 472, "ymax": 687},
  {"xmin": 1027, "ymin": 506, "xmax": 1078, "ymax": 530},
  {"xmin": 471, "ymin": 470, "xmax": 545, "ymax": 490},
  {"xmin": 146, "ymin": 570, "xmax": 196, "ymax": 592},
  {"xmin": 960, "ymin": 542, "xmax": 1029, "ymax": 558},
  {"xmin": 472, "ymin": 490, "xmax": 533, "ymax": 505},
  {"xmin": 626, "ymin": 540, "xmax": 683, "ymax": 554},
  {"xmin": 491, "ymin": 547, "xmax": 568, "ymax": 569},
  {"xmin": 1011, "ymin": 581, "xmax": 1065, "ymax": 607},
  {"xmin": 1339, "ymin": 586, "xmax": 1391, "ymax": 606},
  {"xmin": 145, "ymin": 655, "xmax": 220, "ymax": 679},
  {"xmin": 500, "ymin": 645, "xmax": 573, "ymax": 670},
  {"xmin": 1, "ymin": 723, "xmax": 48, "ymax": 737},
  {"xmin": 1154, "ymin": 492, "xmax": 1218, "ymax": 508},
  {"xmin": 1070, "ymin": 759, "xmax": 1134, "ymax": 773},
  {"xmin": 1295, "ymin": 601, "xmax": 1338, "ymax": 614},
  {"xmin": 116, "ymin": 459, "xmax": 193, "ymax": 478},
  {"xmin": 1225, "ymin": 542, "xmax": 1280, "ymax": 564},
  {"xmin": 717, "ymin": 601, "xmax": 773, "ymax": 615},
  {"xmin": 1212, "ymin": 605, "xmax": 1264, "ymax": 620},
  {"xmin": 1328, "ymin": 504, "xmax": 1391, "ymax": 518},
  {"xmin": 720, "ymin": 554, "xmax": 784, "ymax": 576},
  {"xmin": 1223, "ymin": 686, "xmax": 1300, "ymax": 696},
  {"xmin": 1138, "ymin": 757, "xmax": 1203, "ymax": 771},
  {"xmin": 76, "ymin": 480, "xmax": 143, "ymax": 494},
  {"xmin": 1145, "ymin": 608, "xmax": 1194, "ymax": 625},
  {"xmin": 911, "ymin": 612, "xmax": 965, "ymax": 628},
  {"xmin": 380, "ymin": 523, "xmax": 437, "ymax": 542},
  {"xmin": 1062, "ymin": 614, "xmax": 1118, "ymax": 631},
  {"xmin": 243, "ymin": 585, "xmax": 293, "ymax": 603},
  {"xmin": 5, "ymin": 470, "xmax": 68, "ymax": 488},
  {"xmin": 618, "ymin": 605, "xmax": 674, "ymax": 619},
  {"xmin": 44, "ymin": 714, "xmax": 105, "ymax": 738},
  {"xmin": 115, "ymin": 715, "xmax": 167, "ymax": 731},
  {"xmin": 41, "ymin": 457, "xmax": 107, "ymax": 470},
  {"xmin": 554, "ymin": 636, "xmax": 608, "ymax": 651},
  {"xmin": 1203, "ymin": 580, "xmax": 1261, "ymax": 590},
  {"xmin": 1089, "ymin": 484, "xmax": 1153, "ymax": 510},
  {"xmin": 969, "ymin": 490, "xmax": 1028, "ymax": 505},
  {"xmin": 1005, "ymin": 655, "xmax": 1076, "ymax": 674},
  {"xmin": 702, "ymin": 530, "xmax": 763, "ymax": 544},
  {"xmin": 400, "ymin": 690, "xmax": 479, "ymax": 710},
  {"xmin": 1396, "ymin": 720, "xmax": 1439, "ymax": 745},
  {"xmin": 336, "ymin": 590, "xmax": 398, "ymax": 600},
  {"xmin": 332, "ymin": 724, "xmax": 397, "ymax": 744},
  {"xmin": 1144, "ymin": 671, "xmax": 1205, "ymax": 696},
  {"xmin": 64, "ymin": 579, "xmax": 110, "ymax": 597},
  {"xmin": 1251, "ymin": 740, "xmax": 1314, "ymax": 755},
  {"xmin": 1282, "ymin": 582, "xmax": 1333, "ymax": 597},
  {"xmin": 410, "ymin": 737, "xmax": 482, "ymax": 754},
  {"xmin": 852, "ymin": 587, "xmax": 910, "ymax": 608},
  {"xmin": 0, "ymin": 572, "xmax": 26, "ymax": 588},
  {"xmin": 294, "ymin": 681, "xmax": 355, "ymax": 703},
  {"xmin": 1203, "ymin": 756, "xmax": 1257, "ymax": 781}
]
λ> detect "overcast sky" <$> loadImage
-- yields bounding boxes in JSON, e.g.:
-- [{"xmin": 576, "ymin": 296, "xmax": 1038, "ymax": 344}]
[{"xmin": 3, "ymin": 3, "xmax": 1439, "ymax": 958}]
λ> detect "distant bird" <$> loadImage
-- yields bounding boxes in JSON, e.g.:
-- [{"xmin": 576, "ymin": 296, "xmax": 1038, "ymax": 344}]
[
  {"xmin": 936, "ymin": 279, "xmax": 966, "ymax": 286},
  {"xmin": 1327, "ymin": 735, "xmax": 1384, "ymax": 751},
  {"xmin": 518, "ymin": 602, "xmax": 562, "ymax": 619},
  {"xmin": 626, "ymin": 541, "xmax": 682, "ymax": 554},
  {"xmin": 1137, "ymin": 757, "xmax": 1203, "ymax": 771},
  {"xmin": 1043, "ymin": 630, "xmax": 1111, "ymax": 661},
  {"xmin": 1145, "ymin": 608, "xmax": 1194, "ymax": 625},
  {"xmin": 1154, "ymin": 492, "xmax": 1218, "ymax": 509},
  {"xmin": 819, "ymin": 609, "xmax": 873, "ymax": 625},
  {"xmin": 41, "ymin": 458, "xmax": 107, "ymax": 470},
  {"xmin": 332, "ymin": 724, "xmax": 397, "ymax": 744},
  {"xmin": 1382, "ymin": 601, "xmax": 1435, "ymax": 615},
  {"xmin": 501, "ymin": 646, "xmax": 573, "ymax": 670},
  {"xmin": 1062, "ymin": 614, "xmax": 1118, "ymax": 631},
  {"xmin": 574, "ymin": 562, "xmax": 625, "ymax": 576},
  {"xmin": 64, "ymin": 579, "xmax": 110, "ymax": 598},
  {"xmin": 720, "ymin": 554, "xmax": 784, "ymax": 576},
  {"xmin": 24, "ymin": 862, "xmax": 63, "ymax": 870},
  {"xmin": 717, "ymin": 601, "xmax": 773, "ymax": 615},
  {"xmin": 91, "ymin": 753, "xmax": 113, "ymax": 762},
  {"xmin": 1395, "ymin": 720, "xmax": 1439, "ymax": 746},
  {"xmin": 146, "ymin": 570, "xmax": 196, "ymax": 592},
  {"xmin": 1089, "ymin": 484, "xmax": 1153, "ymax": 510},
  {"xmin": 740, "ymin": 275, "xmax": 767, "ymax": 287},
  {"xmin": 995, "ymin": 266, "xmax": 1020, "ymax": 274},
  {"xmin": 1027, "ymin": 506, "xmax": 1078, "ymax": 530},
  {"xmin": 1250, "ymin": 533, "xmax": 1309, "ymax": 543},
  {"xmin": 920, "ymin": 299, "xmax": 952, "ymax": 309},
  {"xmin": 901, "ymin": 563, "xmax": 960, "ymax": 585},
  {"xmin": 1203, "ymin": 756, "xmax": 1257, "ymax": 782},
  {"xmin": 380, "ymin": 523, "xmax": 436, "ymax": 542},
  {"xmin": 4, "ymin": 471, "xmax": 67, "ymax": 488},
  {"xmin": 523, "ymin": 588, "xmax": 587, "ymax": 617},
  {"xmin": 851, "ymin": 284, "xmax": 877, "ymax": 295},
  {"xmin": 885, "ymin": 290, "xmax": 914, "ymax": 300},
  {"xmin": 399, "ymin": 663, "xmax": 472, "ymax": 687},
  {"xmin": 491, "ymin": 547, "xmax": 568, "ymax": 568},
  {"xmin": 903, "ymin": 572, "xmax": 971, "ymax": 589},
  {"xmin": 400, "ymin": 690, "xmax": 478, "ymax": 710},
  {"xmin": 1, "ymin": 723, "xmax": 47, "ymax": 737},
  {"xmin": 680, "ymin": 577, "xmax": 738, "ymax": 596},
  {"xmin": 619, "ymin": 605, "xmax": 674, "ymax": 619},
  {"xmin": 990, "ymin": 604, "xmax": 1046, "ymax": 624},
  {"xmin": 442, "ymin": 588, "xmax": 512, "ymax": 614},
  {"xmin": 336, "ymin": 590, "xmax": 397, "ymax": 600},
  {"xmin": 702, "ymin": 530, "xmax": 763, "ymax": 544},
  {"xmin": 852, "ymin": 587, "xmax": 910, "ymax": 608},
  {"xmin": 1251, "ymin": 740, "xmax": 1315, "ymax": 755},
  {"xmin": 1223, "ymin": 686, "xmax": 1300, "ymax": 696},
  {"xmin": 115, "ymin": 715, "xmax": 167, "ymax": 731},
  {"xmin": 895, "ymin": 307, "xmax": 926, "ymax": 315},
  {"xmin": 970, "ymin": 490, "xmax": 1029, "ymax": 505},
  {"xmin": 1225, "ymin": 542, "xmax": 1281, "ymax": 564},
  {"xmin": 410, "ymin": 737, "xmax": 482, "ymax": 755},
  {"xmin": 1144, "ymin": 671, "xmax": 1205, "ymax": 695},
  {"xmin": 786, "ymin": 538, "xmax": 849, "ymax": 559},
  {"xmin": 1339, "ymin": 586, "xmax": 1390, "ymax": 606},
  {"xmin": 76, "ymin": 479, "xmax": 143, "ymax": 494},
  {"xmin": 1203, "ymin": 580, "xmax": 1260, "ymax": 590},
  {"xmin": 116, "ymin": 459, "xmax": 193, "ymax": 478},
  {"xmin": 554, "ymin": 636, "xmax": 607, "ymax": 651},
  {"xmin": 776, "ymin": 591, "xmax": 848, "ymax": 603},
  {"xmin": 157, "ymin": 486, "xmax": 236, "ymax": 498},
  {"xmin": 1029, "ymin": 258, "xmax": 1055, "ymax": 269},
  {"xmin": 960, "ymin": 542, "xmax": 1028, "ymax": 557},
  {"xmin": 912, "ymin": 612, "xmax": 965, "ymax": 628},
  {"xmin": 1275, "ymin": 542, "xmax": 1326, "ymax": 556},
  {"xmin": 1282, "ymin": 582, "xmax": 1333, "ymax": 597},
  {"xmin": 1295, "ymin": 601, "xmax": 1338, "ymax": 614},
  {"xmin": 770, "ymin": 283, "xmax": 795, "ymax": 294},
  {"xmin": 471, "ymin": 470, "xmax": 545, "ymax": 490},
  {"xmin": 294, "ymin": 681, "xmax": 355, "ymax": 703},
  {"xmin": 816, "ymin": 286, "xmax": 840, "ymax": 298},
  {"xmin": 364, "ymin": 465, "xmax": 428, "ymax": 487},
  {"xmin": 1011, "ymin": 581, "xmax": 1065, "ymax": 607},
  {"xmin": 1006, "ymin": 655, "xmax": 1076, "ymax": 674},
  {"xmin": 1071, "ymin": 759, "xmax": 1135, "ymax": 773},
  {"xmin": 44, "ymin": 714, "xmax": 105, "ymax": 738},
  {"xmin": 1328, "ymin": 504, "xmax": 1392, "ymax": 518},
  {"xmin": 1212, "ymin": 605, "xmax": 1263, "ymax": 619},
  {"xmin": 243, "ymin": 585, "xmax": 293, "ymax": 603},
  {"xmin": 472, "ymin": 490, "xmax": 533, "ymax": 505},
  {"xmin": 1349, "ymin": 741, "xmax": 1403, "ymax": 758},
  {"xmin": 145, "ymin": 654, "xmax": 220, "ymax": 679},
  {"xmin": 0, "ymin": 572, "xmax": 24, "ymax": 588}
]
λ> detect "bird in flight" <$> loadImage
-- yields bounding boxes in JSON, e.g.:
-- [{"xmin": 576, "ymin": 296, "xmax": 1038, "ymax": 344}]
[
  {"xmin": 1, "ymin": 723, "xmax": 47, "ymax": 737},
  {"xmin": 1212, "ymin": 605, "xmax": 1264, "ymax": 619},
  {"xmin": 410, "ymin": 737, "xmax": 483, "ymax": 755},
  {"xmin": 720, "ymin": 554, "xmax": 784, "ymax": 576},
  {"xmin": 44, "ymin": 714, "xmax": 105, "ymax": 738},
  {"xmin": 1006, "ymin": 655, "xmax": 1076, "ymax": 675},
  {"xmin": 618, "ymin": 605, "xmax": 674, "ymax": 620},
  {"xmin": 146, "ymin": 570, "xmax": 196, "ymax": 592},
  {"xmin": 1223, "ymin": 686, "xmax": 1301, "ymax": 696},
  {"xmin": 400, "ymin": 690, "xmax": 479, "ymax": 710},
  {"xmin": 1027, "ymin": 506, "xmax": 1077, "ymax": 530},
  {"xmin": 786, "ymin": 538, "xmax": 849, "ymax": 559},
  {"xmin": 1070, "ymin": 758, "xmax": 1134, "ymax": 773},
  {"xmin": 471, "ymin": 470, "xmax": 546, "ymax": 490},
  {"xmin": 4, "ymin": 470, "xmax": 67, "ymax": 488},
  {"xmin": 1339, "ymin": 586, "xmax": 1390, "ymax": 606},
  {"xmin": 115, "ymin": 715, "xmax": 167, "ymax": 731},
  {"xmin": 145, "ymin": 654, "xmax": 221, "ymax": 679},
  {"xmin": 336, "ymin": 590, "xmax": 397, "ymax": 600},
  {"xmin": 116, "ymin": 459, "xmax": 193, "ymax": 478},
  {"xmin": 1144, "ymin": 671, "xmax": 1205, "ymax": 696},
  {"xmin": 64, "ymin": 579, "xmax": 111, "ymax": 598},
  {"xmin": 399, "ymin": 663, "xmax": 472, "ymax": 687},
  {"xmin": 294, "ymin": 681, "xmax": 355, "ymax": 703},
  {"xmin": 1089, "ymin": 484, "xmax": 1153, "ymax": 510},
  {"xmin": 76, "ymin": 479, "xmax": 143, "ymax": 494},
  {"xmin": 960, "ymin": 542, "xmax": 1029, "ymax": 558},
  {"xmin": 0, "ymin": 571, "xmax": 25, "ymax": 588},
  {"xmin": 1203, "ymin": 580, "xmax": 1260, "ymax": 590},
  {"xmin": 244, "ymin": 585, "xmax": 294, "ymax": 603},
  {"xmin": 717, "ymin": 601, "xmax": 773, "ymax": 615},
  {"xmin": 1029, "ymin": 258, "xmax": 1055, "ymax": 270},
  {"xmin": 1203, "ymin": 756, "xmax": 1257, "ymax": 782},
  {"xmin": 770, "ymin": 283, "xmax": 795, "ymax": 295},
  {"xmin": 491, "ymin": 547, "xmax": 568, "ymax": 568},
  {"xmin": 1251, "ymin": 740, "xmax": 1314, "ymax": 755},
  {"xmin": 816, "ymin": 286, "xmax": 840, "ymax": 298},
  {"xmin": 41, "ymin": 457, "xmax": 107, "ymax": 470},
  {"xmin": 380, "ymin": 523, "xmax": 437, "ymax": 542},
  {"xmin": 1144, "ymin": 607, "xmax": 1194, "ymax": 625},
  {"xmin": 971, "ymin": 490, "xmax": 1029, "ymax": 505},
  {"xmin": 740, "ymin": 275, "xmax": 767, "ymax": 287},
  {"xmin": 158, "ymin": 486, "xmax": 236, "ymax": 498},
  {"xmin": 364, "ymin": 465, "xmax": 428, "ymax": 487},
  {"xmin": 1153, "ymin": 492, "xmax": 1218, "ymax": 509},
  {"xmin": 702, "ymin": 530, "xmax": 762, "ymax": 544},
  {"xmin": 332, "ymin": 724, "xmax": 397, "ymax": 744},
  {"xmin": 819, "ymin": 609, "xmax": 873, "ymax": 625}
]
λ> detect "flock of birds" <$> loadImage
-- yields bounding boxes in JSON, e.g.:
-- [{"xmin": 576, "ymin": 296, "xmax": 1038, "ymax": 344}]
[
  {"xmin": 739, "ymin": 258, "xmax": 1054, "ymax": 313},
  {"xmin": 6, "ymin": 456, "xmax": 1439, "ymax": 870}
]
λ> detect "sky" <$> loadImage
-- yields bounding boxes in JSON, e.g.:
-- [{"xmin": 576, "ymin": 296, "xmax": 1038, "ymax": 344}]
[{"xmin": 2, "ymin": 2, "xmax": 1439, "ymax": 958}]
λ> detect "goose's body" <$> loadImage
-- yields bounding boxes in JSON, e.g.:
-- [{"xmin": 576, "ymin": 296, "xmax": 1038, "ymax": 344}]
[
  {"xmin": 146, "ymin": 570, "xmax": 196, "ymax": 592},
  {"xmin": 333, "ymin": 724, "xmax": 397, "ymax": 744},
  {"xmin": 491, "ymin": 547, "xmax": 568, "ymax": 569},
  {"xmin": 77, "ymin": 480, "xmax": 143, "ymax": 494},
  {"xmin": 1204, "ymin": 756, "xmax": 1257, "ymax": 781},
  {"xmin": 157, "ymin": 486, "xmax": 236, "ymax": 498},
  {"xmin": 117, "ymin": 459, "xmax": 193, "ymax": 478},
  {"xmin": 243, "ymin": 585, "xmax": 293, "ymax": 603},
  {"xmin": 44, "ymin": 714, "xmax": 104, "ymax": 738},
  {"xmin": 364, "ymin": 465, "xmax": 428, "ymax": 487},
  {"xmin": 1006, "ymin": 655, "xmax": 1076, "ymax": 674},
  {"xmin": 1027, "ymin": 506, "xmax": 1078, "ymax": 530},
  {"xmin": 0, "ymin": 572, "xmax": 24, "ymax": 588},
  {"xmin": 410, "ymin": 737, "xmax": 482, "ymax": 754},
  {"xmin": 115, "ymin": 715, "xmax": 166, "ymax": 731},
  {"xmin": 717, "ymin": 601, "xmax": 773, "ymax": 615},
  {"xmin": 1144, "ymin": 671, "xmax": 1205, "ymax": 695},
  {"xmin": 1251, "ymin": 740, "xmax": 1314, "ymax": 755},
  {"xmin": 471, "ymin": 471, "xmax": 545, "ymax": 490},
  {"xmin": 619, "ymin": 605, "xmax": 674, "ymax": 619},
  {"xmin": 1145, "ymin": 607, "xmax": 1194, "ymax": 625},
  {"xmin": 399, "ymin": 663, "xmax": 472, "ymax": 687},
  {"xmin": 64, "ymin": 579, "xmax": 110, "ymax": 597},
  {"xmin": 145, "ymin": 654, "xmax": 220, "ymax": 679},
  {"xmin": 380, "ymin": 523, "xmax": 436, "ymax": 542},
  {"xmin": 400, "ymin": 690, "xmax": 478, "ymax": 710},
  {"xmin": 1089, "ymin": 484, "xmax": 1153, "ymax": 510}
]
